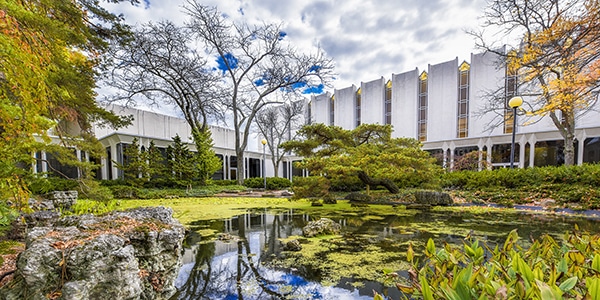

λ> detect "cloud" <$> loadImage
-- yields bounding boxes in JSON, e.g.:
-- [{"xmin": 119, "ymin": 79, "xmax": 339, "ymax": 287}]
[{"xmin": 102, "ymin": 0, "xmax": 488, "ymax": 91}]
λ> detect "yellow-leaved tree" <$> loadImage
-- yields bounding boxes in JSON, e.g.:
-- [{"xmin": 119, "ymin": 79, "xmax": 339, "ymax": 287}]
[
  {"xmin": 0, "ymin": 0, "xmax": 133, "ymax": 207},
  {"xmin": 473, "ymin": 0, "xmax": 600, "ymax": 166}
]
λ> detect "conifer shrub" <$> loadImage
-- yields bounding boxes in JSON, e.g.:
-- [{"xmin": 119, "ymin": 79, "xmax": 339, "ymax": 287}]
[{"xmin": 291, "ymin": 176, "xmax": 330, "ymax": 200}]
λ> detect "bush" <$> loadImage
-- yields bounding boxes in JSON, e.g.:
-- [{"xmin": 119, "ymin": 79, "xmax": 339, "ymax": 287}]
[
  {"xmin": 244, "ymin": 177, "xmax": 264, "ymax": 189},
  {"xmin": 77, "ymin": 180, "xmax": 113, "ymax": 202},
  {"xmin": 344, "ymin": 192, "xmax": 373, "ymax": 202},
  {"xmin": 243, "ymin": 177, "xmax": 292, "ymax": 190},
  {"xmin": 441, "ymin": 164, "xmax": 600, "ymax": 190},
  {"xmin": 266, "ymin": 177, "xmax": 292, "ymax": 190},
  {"xmin": 329, "ymin": 176, "xmax": 365, "ymax": 192},
  {"xmin": 291, "ymin": 176, "xmax": 330, "ymax": 200},
  {"xmin": 109, "ymin": 185, "xmax": 141, "ymax": 199},
  {"xmin": 28, "ymin": 176, "xmax": 79, "ymax": 194}
]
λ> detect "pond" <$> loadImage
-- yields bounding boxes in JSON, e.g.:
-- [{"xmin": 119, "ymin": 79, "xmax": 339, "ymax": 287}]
[{"xmin": 169, "ymin": 206, "xmax": 600, "ymax": 300}]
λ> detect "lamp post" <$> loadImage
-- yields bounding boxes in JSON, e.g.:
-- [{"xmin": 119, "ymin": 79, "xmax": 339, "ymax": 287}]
[
  {"xmin": 508, "ymin": 96, "xmax": 523, "ymax": 169},
  {"xmin": 261, "ymin": 138, "xmax": 267, "ymax": 190}
]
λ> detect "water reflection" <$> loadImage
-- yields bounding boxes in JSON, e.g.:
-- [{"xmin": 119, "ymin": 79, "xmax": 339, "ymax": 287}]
[{"xmin": 171, "ymin": 208, "xmax": 600, "ymax": 300}]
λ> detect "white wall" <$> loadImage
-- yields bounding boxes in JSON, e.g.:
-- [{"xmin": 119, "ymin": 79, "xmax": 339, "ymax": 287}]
[
  {"xmin": 391, "ymin": 69, "xmax": 419, "ymax": 138},
  {"xmin": 361, "ymin": 77, "xmax": 385, "ymax": 125},
  {"xmin": 334, "ymin": 85, "xmax": 357, "ymax": 129},
  {"xmin": 427, "ymin": 58, "xmax": 459, "ymax": 142},
  {"xmin": 312, "ymin": 92, "xmax": 331, "ymax": 125}
]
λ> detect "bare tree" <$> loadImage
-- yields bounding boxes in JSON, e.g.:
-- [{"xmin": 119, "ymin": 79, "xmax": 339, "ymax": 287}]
[
  {"xmin": 105, "ymin": 21, "xmax": 224, "ymax": 184},
  {"xmin": 255, "ymin": 98, "xmax": 305, "ymax": 177},
  {"xmin": 183, "ymin": 1, "xmax": 334, "ymax": 184},
  {"xmin": 471, "ymin": 0, "xmax": 600, "ymax": 166},
  {"xmin": 105, "ymin": 21, "xmax": 223, "ymax": 132}
]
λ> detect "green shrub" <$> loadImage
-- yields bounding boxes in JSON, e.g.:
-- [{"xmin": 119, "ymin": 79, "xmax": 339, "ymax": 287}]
[
  {"xmin": 77, "ymin": 180, "xmax": 113, "ymax": 202},
  {"xmin": 266, "ymin": 177, "xmax": 292, "ymax": 190},
  {"xmin": 0, "ymin": 202, "xmax": 19, "ymax": 227},
  {"xmin": 291, "ymin": 176, "xmax": 330, "ymax": 200},
  {"xmin": 329, "ymin": 176, "xmax": 365, "ymax": 192},
  {"xmin": 67, "ymin": 199, "xmax": 120, "ymax": 215},
  {"xmin": 344, "ymin": 192, "xmax": 372, "ymax": 202},
  {"xmin": 397, "ymin": 228, "xmax": 600, "ymax": 299},
  {"xmin": 441, "ymin": 164, "xmax": 600, "ymax": 190},
  {"xmin": 28, "ymin": 176, "xmax": 79, "ymax": 194},
  {"xmin": 243, "ymin": 177, "xmax": 264, "ymax": 189},
  {"xmin": 109, "ymin": 185, "xmax": 141, "ymax": 199},
  {"xmin": 244, "ymin": 177, "xmax": 292, "ymax": 190}
]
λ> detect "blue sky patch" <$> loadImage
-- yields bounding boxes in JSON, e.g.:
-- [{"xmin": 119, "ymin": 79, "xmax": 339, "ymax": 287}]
[
  {"xmin": 216, "ymin": 53, "xmax": 239, "ymax": 74},
  {"xmin": 309, "ymin": 65, "xmax": 321, "ymax": 73},
  {"xmin": 278, "ymin": 31, "xmax": 287, "ymax": 41},
  {"xmin": 143, "ymin": 0, "xmax": 150, "ymax": 9},
  {"xmin": 291, "ymin": 81, "xmax": 307, "ymax": 89},
  {"xmin": 303, "ymin": 84, "xmax": 324, "ymax": 94}
]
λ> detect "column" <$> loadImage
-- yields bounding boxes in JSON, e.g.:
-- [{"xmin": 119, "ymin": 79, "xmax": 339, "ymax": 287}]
[
  {"xmin": 519, "ymin": 141, "xmax": 526, "ymax": 168},
  {"xmin": 577, "ymin": 138, "xmax": 585, "ymax": 165},
  {"xmin": 529, "ymin": 143, "xmax": 536, "ymax": 168}
]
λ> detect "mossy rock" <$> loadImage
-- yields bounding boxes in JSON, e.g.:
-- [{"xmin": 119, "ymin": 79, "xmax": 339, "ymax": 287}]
[
  {"xmin": 344, "ymin": 192, "xmax": 372, "ymax": 202},
  {"xmin": 413, "ymin": 191, "xmax": 452, "ymax": 206},
  {"xmin": 323, "ymin": 195, "xmax": 337, "ymax": 204}
]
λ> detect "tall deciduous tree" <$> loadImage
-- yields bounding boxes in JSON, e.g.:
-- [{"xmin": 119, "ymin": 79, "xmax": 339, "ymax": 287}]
[
  {"xmin": 183, "ymin": 2, "xmax": 334, "ymax": 184},
  {"xmin": 0, "ymin": 0, "xmax": 133, "ymax": 204},
  {"xmin": 472, "ymin": 0, "xmax": 600, "ymax": 166},
  {"xmin": 106, "ymin": 21, "xmax": 225, "ymax": 185},
  {"xmin": 282, "ymin": 124, "xmax": 441, "ymax": 194},
  {"xmin": 255, "ymin": 99, "xmax": 305, "ymax": 177}
]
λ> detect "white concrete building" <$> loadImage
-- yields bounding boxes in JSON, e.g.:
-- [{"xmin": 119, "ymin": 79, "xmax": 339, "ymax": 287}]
[
  {"xmin": 91, "ymin": 105, "xmax": 305, "ymax": 181},
  {"xmin": 308, "ymin": 51, "xmax": 600, "ymax": 169}
]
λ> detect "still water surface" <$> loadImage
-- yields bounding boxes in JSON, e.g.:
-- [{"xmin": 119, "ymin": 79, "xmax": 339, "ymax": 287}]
[{"xmin": 170, "ymin": 207, "xmax": 600, "ymax": 300}]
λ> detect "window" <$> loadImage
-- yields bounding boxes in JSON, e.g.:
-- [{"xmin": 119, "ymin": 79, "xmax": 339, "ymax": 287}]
[
  {"xmin": 457, "ymin": 62, "xmax": 470, "ymax": 138},
  {"xmin": 330, "ymin": 95, "xmax": 335, "ymax": 126},
  {"xmin": 229, "ymin": 156, "xmax": 237, "ymax": 180},
  {"xmin": 418, "ymin": 72, "xmax": 428, "ymax": 142},
  {"xmin": 307, "ymin": 101, "xmax": 312, "ymax": 125},
  {"xmin": 504, "ymin": 63, "xmax": 518, "ymax": 134},
  {"xmin": 356, "ymin": 88, "xmax": 361, "ymax": 127},
  {"xmin": 385, "ymin": 80, "xmax": 392, "ymax": 125}
]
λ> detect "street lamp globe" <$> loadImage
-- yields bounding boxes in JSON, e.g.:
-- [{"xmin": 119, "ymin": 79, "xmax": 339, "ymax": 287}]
[
  {"xmin": 508, "ymin": 96, "xmax": 523, "ymax": 109},
  {"xmin": 261, "ymin": 139, "xmax": 267, "ymax": 145},
  {"xmin": 508, "ymin": 96, "xmax": 523, "ymax": 168}
]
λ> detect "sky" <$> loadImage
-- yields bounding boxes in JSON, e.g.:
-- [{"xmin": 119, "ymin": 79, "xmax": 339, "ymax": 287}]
[{"xmin": 104, "ymin": 0, "xmax": 492, "ymax": 92}]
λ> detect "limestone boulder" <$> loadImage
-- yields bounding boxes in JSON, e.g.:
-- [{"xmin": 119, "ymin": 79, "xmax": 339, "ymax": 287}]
[
  {"xmin": 302, "ymin": 218, "xmax": 341, "ymax": 238},
  {"xmin": 0, "ymin": 206, "xmax": 185, "ymax": 300}
]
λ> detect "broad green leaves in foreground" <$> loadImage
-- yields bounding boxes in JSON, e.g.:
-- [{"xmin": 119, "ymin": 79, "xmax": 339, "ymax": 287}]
[{"xmin": 400, "ymin": 227, "xmax": 600, "ymax": 299}]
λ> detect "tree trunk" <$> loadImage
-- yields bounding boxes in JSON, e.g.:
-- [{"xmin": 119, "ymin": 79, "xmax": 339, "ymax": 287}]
[
  {"xmin": 272, "ymin": 159, "xmax": 279, "ymax": 178},
  {"xmin": 236, "ymin": 147, "xmax": 245, "ymax": 185},
  {"xmin": 357, "ymin": 171, "xmax": 400, "ymax": 194},
  {"xmin": 563, "ymin": 132, "xmax": 576, "ymax": 166}
]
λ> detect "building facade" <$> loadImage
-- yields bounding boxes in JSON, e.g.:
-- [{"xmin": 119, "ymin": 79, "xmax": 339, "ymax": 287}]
[
  {"xmin": 90, "ymin": 105, "xmax": 306, "ymax": 181},
  {"xmin": 308, "ymin": 51, "xmax": 600, "ymax": 169}
]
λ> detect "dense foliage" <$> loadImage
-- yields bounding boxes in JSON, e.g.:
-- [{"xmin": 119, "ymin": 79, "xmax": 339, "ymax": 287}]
[
  {"xmin": 393, "ymin": 227, "xmax": 600, "ymax": 299},
  {"xmin": 0, "ymin": 0, "xmax": 133, "ymax": 206},
  {"xmin": 243, "ymin": 177, "xmax": 292, "ymax": 190},
  {"xmin": 442, "ymin": 164, "xmax": 600, "ymax": 209},
  {"xmin": 473, "ymin": 0, "xmax": 600, "ymax": 166},
  {"xmin": 114, "ymin": 134, "xmax": 221, "ymax": 189},
  {"xmin": 282, "ymin": 124, "xmax": 442, "ymax": 194}
]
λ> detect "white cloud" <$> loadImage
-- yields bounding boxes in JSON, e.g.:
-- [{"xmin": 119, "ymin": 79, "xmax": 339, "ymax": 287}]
[{"xmin": 104, "ymin": 0, "xmax": 488, "ymax": 91}]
